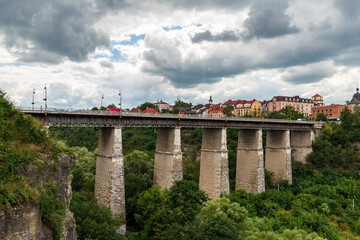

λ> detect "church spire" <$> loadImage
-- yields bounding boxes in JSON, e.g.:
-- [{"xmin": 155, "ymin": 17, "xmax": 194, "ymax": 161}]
[{"xmin": 209, "ymin": 95, "xmax": 213, "ymax": 106}]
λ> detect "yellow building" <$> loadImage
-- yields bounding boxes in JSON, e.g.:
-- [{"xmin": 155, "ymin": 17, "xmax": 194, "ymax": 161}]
[
  {"xmin": 223, "ymin": 99, "xmax": 263, "ymax": 117},
  {"xmin": 312, "ymin": 94, "xmax": 324, "ymax": 106}
]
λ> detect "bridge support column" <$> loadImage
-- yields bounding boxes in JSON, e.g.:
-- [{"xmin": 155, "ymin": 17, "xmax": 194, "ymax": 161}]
[
  {"xmin": 199, "ymin": 128, "xmax": 229, "ymax": 198},
  {"xmin": 95, "ymin": 127, "xmax": 126, "ymax": 234},
  {"xmin": 236, "ymin": 129, "xmax": 265, "ymax": 193},
  {"xmin": 291, "ymin": 131, "xmax": 314, "ymax": 164},
  {"xmin": 154, "ymin": 127, "xmax": 182, "ymax": 189},
  {"xmin": 265, "ymin": 130, "xmax": 292, "ymax": 184}
]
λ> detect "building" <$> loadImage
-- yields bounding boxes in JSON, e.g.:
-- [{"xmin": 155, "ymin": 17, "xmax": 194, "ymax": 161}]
[
  {"xmin": 187, "ymin": 96, "xmax": 214, "ymax": 116},
  {"xmin": 130, "ymin": 108, "xmax": 142, "ymax": 113},
  {"xmin": 142, "ymin": 107, "xmax": 160, "ymax": 114},
  {"xmin": 153, "ymin": 100, "xmax": 170, "ymax": 111},
  {"xmin": 222, "ymin": 99, "xmax": 263, "ymax": 117},
  {"xmin": 268, "ymin": 96, "xmax": 314, "ymax": 117},
  {"xmin": 208, "ymin": 104, "xmax": 225, "ymax": 117},
  {"xmin": 262, "ymin": 101, "xmax": 269, "ymax": 114},
  {"xmin": 312, "ymin": 104, "xmax": 345, "ymax": 119},
  {"xmin": 187, "ymin": 104, "xmax": 210, "ymax": 116},
  {"xmin": 347, "ymin": 87, "xmax": 360, "ymax": 112},
  {"xmin": 312, "ymin": 94, "xmax": 324, "ymax": 106}
]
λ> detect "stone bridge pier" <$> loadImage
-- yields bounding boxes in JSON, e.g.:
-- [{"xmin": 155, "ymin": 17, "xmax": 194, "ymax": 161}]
[
  {"xmin": 199, "ymin": 128, "xmax": 229, "ymax": 199},
  {"xmin": 265, "ymin": 130, "xmax": 292, "ymax": 184},
  {"xmin": 291, "ymin": 130, "xmax": 315, "ymax": 164},
  {"xmin": 154, "ymin": 127, "xmax": 183, "ymax": 189},
  {"xmin": 94, "ymin": 127, "xmax": 126, "ymax": 234},
  {"xmin": 236, "ymin": 129, "xmax": 265, "ymax": 194}
]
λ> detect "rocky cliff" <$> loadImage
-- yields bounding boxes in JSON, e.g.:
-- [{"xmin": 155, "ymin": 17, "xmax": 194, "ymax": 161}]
[{"xmin": 0, "ymin": 152, "xmax": 76, "ymax": 240}]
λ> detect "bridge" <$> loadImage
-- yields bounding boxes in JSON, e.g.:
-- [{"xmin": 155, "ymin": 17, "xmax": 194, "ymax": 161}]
[{"xmin": 22, "ymin": 109, "xmax": 323, "ymax": 232}]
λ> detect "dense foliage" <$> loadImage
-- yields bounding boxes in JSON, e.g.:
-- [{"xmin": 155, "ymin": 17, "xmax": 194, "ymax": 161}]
[
  {"xmin": 307, "ymin": 106, "xmax": 360, "ymax": 169},
  {"xmin": 267, "ymin": 106, "xmax": 306, "ymax": 120},
  {"xmin": 0, "ymin": 90, "xmax": 68, "ymax": 239}
]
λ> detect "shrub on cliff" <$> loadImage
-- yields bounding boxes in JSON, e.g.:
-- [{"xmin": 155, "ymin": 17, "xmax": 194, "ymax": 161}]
[{"xmin": 0, "ymin": 90, "xmax": 69, "ymax": 239}]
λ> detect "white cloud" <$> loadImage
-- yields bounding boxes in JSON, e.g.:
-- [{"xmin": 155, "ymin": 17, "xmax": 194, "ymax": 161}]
[{"xmin": 0, "ymin": 0, "xmax": 359, "ymax": 111}]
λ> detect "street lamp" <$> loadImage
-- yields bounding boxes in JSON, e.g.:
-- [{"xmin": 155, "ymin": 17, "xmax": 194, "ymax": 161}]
[
  {"xmin": 31, "ymin": 88, "xmax": 35, "ymax": 110},
  {"xmin": 43, "ymin": 84, "xmax": 47, "ymax": 112},
  {"xmin": 118, "ymin": 90, "xmax": 122, "ymax": 111},
  {"xmin": 101, "ymin": 93, "xmax": 104, "ymax": 109}
]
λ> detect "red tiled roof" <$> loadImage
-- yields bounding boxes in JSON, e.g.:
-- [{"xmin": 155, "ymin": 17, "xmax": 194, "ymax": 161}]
[
  {"xmin": 130, "ymin": 108, "xmax": 142, "ymax": 113},
  {"xmin": 143, "ymin": 107, "xmax": 159, "ymax": 114}
]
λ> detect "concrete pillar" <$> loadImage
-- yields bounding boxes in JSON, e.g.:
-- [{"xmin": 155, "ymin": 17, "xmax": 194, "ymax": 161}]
[
  {"xmin": 95, "ymin": 127, "xmax": 126, "ymax": 234},
  {"xmin": 154, "ymin": 127, "xmax": 183, "ymax": 189},
  {"xmin": 236, "ymin": 129, "xmax": 265, "ymax": 193},
  {"xmin": 265, "ymin": 130, "xmax": 292, "ymax": 184},
  {"xmin": 291, "ymin": 131, "xmax": 314, "ymax": 164},
  {"xmin": 199, "ymin": 128, "xmax": 229, "ymax": 199}
]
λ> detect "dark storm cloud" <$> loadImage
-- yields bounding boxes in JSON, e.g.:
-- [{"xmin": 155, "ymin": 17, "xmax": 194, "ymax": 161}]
[
  {"xmin": 283, "ymin": 72, "xmax": 330, "ymax": 84},
  {"xmin": 281, "ymin": 62, "xmax": 336, "ymax": 84},
  {"xmin": 142, "ymin": 36, "xmax": 250, "ymax": 87},
  {"xmin": 242, "ymin": 0, "xmax": 299, "ymax": 40},
  {"xmin": 168, "ymin": 0, "xmax": 250, "ymax": 10},
  {"xmin": 192, "ymin": 30, "xmax": 240, "ymax": 43},
  {"xmin": 0, "ymin": 0, "xmax": 115, "ymax": 63},
  {"xmin": 334, "ymin": 0, "xmax": 360, "ymax": 19}
]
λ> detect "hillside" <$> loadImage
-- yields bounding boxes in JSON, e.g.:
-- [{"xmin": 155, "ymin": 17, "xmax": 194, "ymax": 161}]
[{"xmin": 0, "ymin": 90, "xmax": 76, "ymax": 240}]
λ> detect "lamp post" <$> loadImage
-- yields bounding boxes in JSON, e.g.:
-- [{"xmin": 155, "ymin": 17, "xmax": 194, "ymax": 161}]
[
  {"xmin": 43, "ymin": 84, "xmax": 47, "ymax": 112},
  {"xmin": 118, "ymin": 90, "xmax": 122, "ymax": 111},
  {"xmin": 31, "ymin": 88, "xmax": 35, "ymax": 110},
  {"xmin": 101, "ymin": 93, "xmax": 104, "ymax": 109}
]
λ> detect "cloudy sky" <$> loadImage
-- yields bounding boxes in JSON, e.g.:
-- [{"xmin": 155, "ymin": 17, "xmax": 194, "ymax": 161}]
[{"xmin": 0, "ymin": 0, "xmax": 359, "ymax": 109}]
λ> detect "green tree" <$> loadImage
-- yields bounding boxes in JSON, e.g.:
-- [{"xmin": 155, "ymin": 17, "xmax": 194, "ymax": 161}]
[
  {"xmin": 223, "ymin": 105, "xmax": 234, "ymax": 117},
  {"xmin": 124, "ymin": 150, "xmax": 154, "ymax": 225},
  {"xmin": 107, "ymin": 103, "xmax": 117, "ymax": 108},
  {"xmin": 71, "ymin": 146, "xmax": 96, "ymax": 192},
  {"xmin": 340, "ymin": 107, "xmax": 353, "ymax": 130},
  {"xmin": 174, "ymin": 100, "xmax": 192, "ymax": 108},
  {"xmin": 280, "ymin": 106, "xmax": 305, "ymax": 120},
  {"xmin": 135, "ymin": 180, "xmax": 207, "ymax": 238},
  {"xmin": 266, "ymin": 106, "xmax": 305, "ymax": 120},
  {"xmin": 138, "ymin": 102, "xmax": 157, "ymax": 111},
  {"xmin": 70, "ymin": 193, "xmax": 124, "ymax": 240},
  {"xmin": 316, "ymin": 113, "xmax": 327, "ymax": 121}
]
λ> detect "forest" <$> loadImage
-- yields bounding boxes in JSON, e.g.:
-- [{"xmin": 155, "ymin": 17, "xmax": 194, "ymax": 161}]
[
  {"xmin": 2, "ymin": 89, "xmax": 360, "ymax": 239},
  {"xmin": 46, "ymin": 105, "xmax": 360, "ymax": 240}
]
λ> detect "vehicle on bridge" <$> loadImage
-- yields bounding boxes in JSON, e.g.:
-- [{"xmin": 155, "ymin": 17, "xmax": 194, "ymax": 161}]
[{"xmin": 106, "ymin": 108, "xmax": 122, "ymax": 114}]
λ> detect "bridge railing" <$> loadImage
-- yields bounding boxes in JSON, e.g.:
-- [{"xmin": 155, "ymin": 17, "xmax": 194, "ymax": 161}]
[{"xmin": 18, "ymin": 107, "xmax": 316, "ymax": 124}]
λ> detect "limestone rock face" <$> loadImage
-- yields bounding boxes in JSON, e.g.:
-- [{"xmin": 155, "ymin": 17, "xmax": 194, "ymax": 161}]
[{"xmin": 0, "ymin": 152, "xmax": 76, "ymax": 240}]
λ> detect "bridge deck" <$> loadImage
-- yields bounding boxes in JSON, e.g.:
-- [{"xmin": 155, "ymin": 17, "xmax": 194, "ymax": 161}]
[{"xmin": 21, "ymin": 109, "xmax": 323, "ymax": 131}]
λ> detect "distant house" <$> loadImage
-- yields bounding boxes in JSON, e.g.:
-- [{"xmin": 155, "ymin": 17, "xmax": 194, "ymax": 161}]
[
  {"xmin": 347, "ymin": 87, "xmax": 360, "ymax": 112},
  {"xmin": 153, "ymin": 100, "xmax": 170, "ymax": 111},
  {"xmin": 261, "ymin": 101, "xmax": 269, "ymax": 114},
  {"xmin": 130, "ymin": 108, "xmax": 142, "ymax": 113},
  {"xmin": 223, "ymin": 99, "xmax": 263, "ymax": 117},
  {"xmin": 142, "ymin": 107, "xmax": 160, "ymax": 114},
  {"xmin": 268, "ymin": 96, "xmax": 314, "ymax": 117},
  {"xmin": 208, "ymin": 104, "xmax": 225, "ymax": 117},
  {"xmin": 312, "ymin": 104, "xmax": 345, "ymax": 119},
  {"xmin": 187, "ymin": 103, "xmax": 211, "ymax": 116},
  {"xmin": 312, "ymin": 94, "xmax": 325, "ymax": 106}
]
